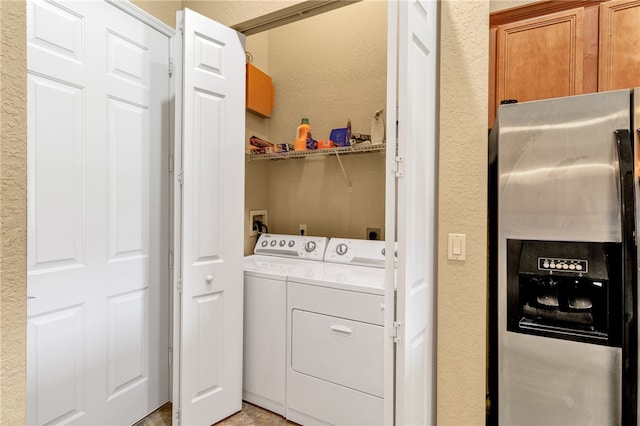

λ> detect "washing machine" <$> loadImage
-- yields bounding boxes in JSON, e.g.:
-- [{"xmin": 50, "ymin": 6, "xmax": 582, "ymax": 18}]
[
  {"xmin": 243, "ymin": 233, "xmax": 328, "ymax": 416},
  {"xmin": 285, "ymin": 238, "xmax": 388, "ymax": 426}
]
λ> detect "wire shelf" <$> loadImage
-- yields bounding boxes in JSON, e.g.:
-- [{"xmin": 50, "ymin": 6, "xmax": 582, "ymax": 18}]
[{"xmin": 247, "ymin": 143, "xmax": 386, "ymax": 161}]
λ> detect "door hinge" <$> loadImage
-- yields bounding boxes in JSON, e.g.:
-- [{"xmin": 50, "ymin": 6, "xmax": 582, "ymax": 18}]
[
  {"xmin": 175, "ymin": 408, "xmax": 181, "ymax": 422},
  {"xmin": 168, "ymin": 347, "xmax": 173, "ymax": 366},
  {"xmin": 168, "ymin": 250, "xmax": 173, "ymax": 270},
  {"xmin": 178, "ymin": 18, "xmax": 184, "ymax": 35},
  {"xmin": 176, "ymin": 279, "xmax": 183, "ymax": 293},
  {"xmin": 177, "ymin": 171, "xmax": 183, "ymax": 186},
  {"xmin": 389, "ymin": 321, "xmax": 402, "ymax": 343},
  {"xmin": 169, "ymin": 58, "xmax": 174, "ymax": 77},
  {"xmin": 169, "ymin": 154, "xmax": 174, "ymax": 173},
  {"xmin": 393, "ymin": 156, "xmax": 405, "ymax": 178}
]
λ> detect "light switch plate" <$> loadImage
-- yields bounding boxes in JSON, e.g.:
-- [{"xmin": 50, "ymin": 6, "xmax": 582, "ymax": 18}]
[{"xmin": 448, "ymin": 233, "xmax": 466, "ymax": 261}]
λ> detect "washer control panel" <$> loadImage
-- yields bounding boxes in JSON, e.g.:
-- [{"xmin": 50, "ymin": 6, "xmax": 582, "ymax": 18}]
[
  {"xmin": 325, "ymin": 238, "xmax": 394, "ymax": 268},
  {"xmin": 537, "ymin": 257, "xmax": 588, "ymax": 273},
  {"xmin": 254, "ymin": 234, "xmax": 328, "ymax": 261}
]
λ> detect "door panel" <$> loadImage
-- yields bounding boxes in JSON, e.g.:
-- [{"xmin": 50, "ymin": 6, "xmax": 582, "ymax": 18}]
[
  {"xmin": 599, "ymin": 0, "xmax": 640, "ymax": 91},
  {"xmin": 387, "ymin": 0, "xmax": 438, "ymax": 424},
  {"xmin": 27, "ymin": 1, "xmax": 171, "ymax": 424},
  {"xmin": 107, "ymin": 289, "xmax": 148, "ymax": 398},
  {"xmin": 174, "ymin": 8, "xmax": 245, "ymax": 426},
  {"xmin": 107, "ymin": 98, "xmax": 149, "ymax": 259},
  {"xmin": 27, "ymin": 306, "xmax": 85, "ymax": 425},
  {"xmin": 28, "ymin": 75, "xmax": 84, "ymax": 272},
  {"xmin": 496, "ymin": 8, "xmax": 584, "ymax": 104}
]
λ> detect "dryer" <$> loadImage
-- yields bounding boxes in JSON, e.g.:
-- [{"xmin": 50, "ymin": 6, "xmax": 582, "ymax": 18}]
[
  {"xmin": 243, "ymin": 233, "xmax": 328, "ymax": 416},
  {"xmin": 285, "ymin": 238, "xmax": 388, "ymax": 426}
]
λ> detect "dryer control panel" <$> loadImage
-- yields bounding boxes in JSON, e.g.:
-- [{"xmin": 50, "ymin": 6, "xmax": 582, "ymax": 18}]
[
  {"xmin": 254, "ymin": 234, "xmax": 328, "ymax": 261},
  {"xmin": 325, "ymin": 238, "xmax": 394, "ymax": 268}
]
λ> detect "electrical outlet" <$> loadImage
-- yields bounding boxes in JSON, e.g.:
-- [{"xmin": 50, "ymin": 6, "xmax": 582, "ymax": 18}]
[
  {"xmin": 249, "ymin": 210, "xmax": 268, "ymax": 237},
  {"xmin": 366, "ymin": 227, "xmax": 381, "ymax": 240},
  {"xmin": 299, "ymin": 224, "xmax": 307, "ymax": 236}
]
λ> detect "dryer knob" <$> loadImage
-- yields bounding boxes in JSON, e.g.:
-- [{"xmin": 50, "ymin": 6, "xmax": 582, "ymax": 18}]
[
  {"xmin": 261, "ymin": 241, "xmax": 268, "ymax": 247},
  {"xmin": 305, "ymin": 241, "xmax": 316, "ymax": 252},
  {"xmin": 336, "ymin": 243, "xmax": 348, "ymax": 256}
]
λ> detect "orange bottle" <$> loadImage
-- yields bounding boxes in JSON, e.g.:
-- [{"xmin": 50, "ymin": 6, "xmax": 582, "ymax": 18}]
[{"xmin": 294, "ymin": 118, "xmax": 311, "ymax": 151}]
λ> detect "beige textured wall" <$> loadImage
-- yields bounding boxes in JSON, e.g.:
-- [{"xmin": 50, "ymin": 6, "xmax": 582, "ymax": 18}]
[
  {"xmin": 266, "ymin": 0, "xmax": 387, "ymax": 148},
  {"xmin": 490, "ymin": 0, "xmax": 535, "ymax": 12},
  {"xmin": 132, "ymin": 1, "xmax": 182, "ymax": 27},
  {"xmin": 244, "ymin": 33, "xmax": 271, "ymax": 255},
  {"xmin": 0, "ymin": 0, "xmax": 27, "ymax": 424},
  {"xmin": 183, "ymin": 0, "xmax": 302, "ymax": 28},
  {"xmin": 266, "ymin": 152, "xmax": 386, "ymax": 238},
  {"xmin": 438, "ymin": 1, "xmax": 489, "ymax": 424}
]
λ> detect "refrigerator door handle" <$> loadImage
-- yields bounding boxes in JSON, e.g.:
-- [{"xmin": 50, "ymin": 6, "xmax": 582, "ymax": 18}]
[{"xmin": 614, "ymin": 128, "xmax": 637, "ymax": 426}]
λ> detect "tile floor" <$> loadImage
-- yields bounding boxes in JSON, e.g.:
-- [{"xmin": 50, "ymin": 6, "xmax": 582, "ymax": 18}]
[{"xmin": 136, "ymin": 401, "xmax": 297, "ymax": 425}]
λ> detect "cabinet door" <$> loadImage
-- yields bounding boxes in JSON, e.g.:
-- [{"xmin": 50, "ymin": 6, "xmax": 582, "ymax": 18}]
[
  {"xmin": 599, "ymin": 0, "xmax": 640, "ymax": 91},
  {"xmin": 495, "ymin": 8, "xmax": 585, "ymax": 106}
]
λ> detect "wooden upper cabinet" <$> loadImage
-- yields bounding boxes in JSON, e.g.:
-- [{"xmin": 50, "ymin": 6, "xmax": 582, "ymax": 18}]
[
  {"xmin": 495, "ymin": 8, "xmax": 586, "ymax": 107},
  {"xmin": 599, "ymin": 0, "xmax": 640, "ymax": 91},
  {"xmin": 489, "ymin": 1, "xmax": 601, "ymax": 127}
]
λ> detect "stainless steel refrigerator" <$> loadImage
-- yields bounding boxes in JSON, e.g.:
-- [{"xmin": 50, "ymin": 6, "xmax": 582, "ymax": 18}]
[{"xmin": 489, "ymin": 89, "xmax": 640, "ymax": 425}]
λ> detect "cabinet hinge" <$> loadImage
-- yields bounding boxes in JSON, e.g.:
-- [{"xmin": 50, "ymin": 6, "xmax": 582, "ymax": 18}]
[
  {"xmin": 389, "ymin": 321, "xmax": 402, "ymax": 343},
  {"xmin": 393, "ymin": 156, "xmax": 405, "ymax": 178},
  {"xmin": 168, "ymin": 251, "xmax": 173, "ymax": 270},
  {"xmin": 169, "ymin": 58, "xmax": 174, "ymax": 77}
]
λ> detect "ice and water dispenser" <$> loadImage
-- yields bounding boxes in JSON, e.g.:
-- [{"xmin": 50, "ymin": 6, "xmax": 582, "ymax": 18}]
[{"xmin": 506, "ymin": 240, "xmax": 621, "ymax": 347}]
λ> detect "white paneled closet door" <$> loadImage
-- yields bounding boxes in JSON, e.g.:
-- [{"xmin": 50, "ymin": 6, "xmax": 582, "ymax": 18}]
[
  {"xmin": 26, "ymin": 1, "xmax": 171, "ymax": 424},
  {"xmin": 172, "ymin": 8, "xmax": 245, "ymax": 426},
  {"xmin": 385, "ymin": 0, "xmax": 438, "ymax": 424}
]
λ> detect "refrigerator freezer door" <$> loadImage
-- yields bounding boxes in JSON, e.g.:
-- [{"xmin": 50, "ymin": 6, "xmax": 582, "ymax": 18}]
[
  {"xmin": 501, "ymin": 332, "xmax": 622, "ymax": 426},
  {"xmin": 498, "ymin": 90, "xmax": 631, "ymax": 243}
]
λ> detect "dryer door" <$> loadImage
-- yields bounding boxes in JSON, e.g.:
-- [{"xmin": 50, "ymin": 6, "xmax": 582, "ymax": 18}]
[{"xmin": 291, "ymin": 310, "xmax": 384, "ymax": 397}]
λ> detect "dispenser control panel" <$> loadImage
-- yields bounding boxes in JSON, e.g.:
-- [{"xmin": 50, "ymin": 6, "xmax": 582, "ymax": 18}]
[{"xmin": 537, "ymin": 257, "xmax": 588, "ymax": 273}]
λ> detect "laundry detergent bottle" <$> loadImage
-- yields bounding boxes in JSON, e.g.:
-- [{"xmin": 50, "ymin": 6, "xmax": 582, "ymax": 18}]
[{"xmin": 294, "ymin": 118, "xmax": 311, "ymax": 151}]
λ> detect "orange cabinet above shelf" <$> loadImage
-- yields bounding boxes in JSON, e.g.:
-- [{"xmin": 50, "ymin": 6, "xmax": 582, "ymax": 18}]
[{"xmin": 246, "ymin": 63, "xmax": 275, "ymax": 118}]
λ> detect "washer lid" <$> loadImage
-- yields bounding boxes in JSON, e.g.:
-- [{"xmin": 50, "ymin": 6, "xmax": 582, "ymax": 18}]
[
  {"xmin": 244, "ymin": 254, "xmax": 306, "ymax": 277},
  {"xmin": 287, "ymin": 262, "xmax": 386, "ymax": 295}
]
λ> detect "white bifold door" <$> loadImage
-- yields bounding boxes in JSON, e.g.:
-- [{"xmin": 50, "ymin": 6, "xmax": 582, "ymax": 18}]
[
  {"xmin": 172, "ymin": 9, "xmax": 246, "ymax": 426},
  {"xmin": 26, "ymin": 0, "xmax": 171, "ymax": 425},
  {"xmin": 384, "ymin": 0, "xmax": 438, "ymax": 424}
]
